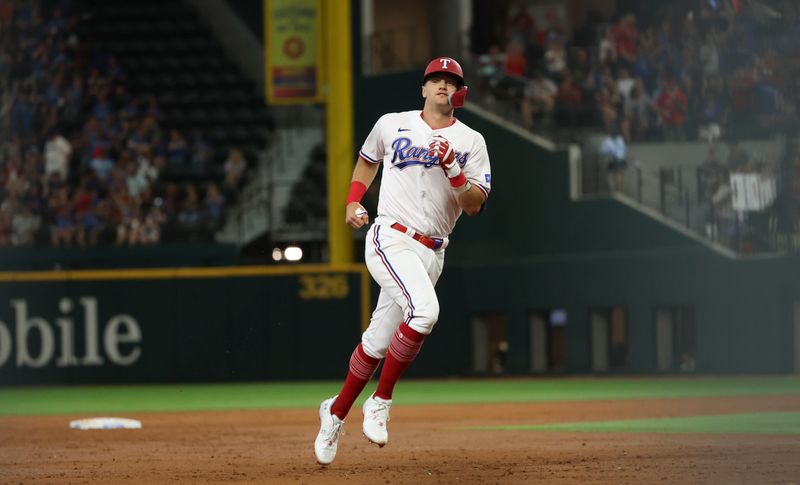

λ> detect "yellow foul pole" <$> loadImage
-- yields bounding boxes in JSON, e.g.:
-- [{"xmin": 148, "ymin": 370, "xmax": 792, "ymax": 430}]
[{"xmin": 324, "ymin": 1, "xmax": 354, "ymax": 264}]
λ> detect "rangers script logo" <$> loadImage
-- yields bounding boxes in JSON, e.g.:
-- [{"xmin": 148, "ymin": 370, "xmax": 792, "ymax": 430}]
[{"xmin": 389, "ymin": 137, "xmax": 469, "ymax": 170}]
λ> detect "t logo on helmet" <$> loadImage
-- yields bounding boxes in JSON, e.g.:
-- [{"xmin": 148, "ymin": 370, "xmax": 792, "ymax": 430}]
[{"xmin": 439, "ymin": 58, "xmax": 451, "ymax": 69}]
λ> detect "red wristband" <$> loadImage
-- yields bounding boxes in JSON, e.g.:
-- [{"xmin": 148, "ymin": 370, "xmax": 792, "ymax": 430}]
[
  {"xmin": 448, "ymin": 172, "xmax": 467, "ymax": 188},
  {"xmin": 346, "ymin": 181, "xmax": 367, "ymax": 205}
]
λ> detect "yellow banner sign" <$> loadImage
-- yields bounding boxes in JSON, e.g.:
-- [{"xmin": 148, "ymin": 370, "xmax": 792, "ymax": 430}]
[{"xmin": 265, "ymin": 0, "xmax": 323, "ymax": 104}]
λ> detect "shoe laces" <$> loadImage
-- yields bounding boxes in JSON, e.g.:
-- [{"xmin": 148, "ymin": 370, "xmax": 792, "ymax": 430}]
[{"xmin": 323, "ymin": 418, "xmax": 343, "ymax": 445}]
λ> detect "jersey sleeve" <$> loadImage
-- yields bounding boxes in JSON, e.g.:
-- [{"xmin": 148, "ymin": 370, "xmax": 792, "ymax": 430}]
[
  {"xmin": 359, "ymin": 114, "xmax": 387, "ymax": 164},
  {"xmin": 462, "ymin": 133, "xmax": 491, "ymax": 200}
]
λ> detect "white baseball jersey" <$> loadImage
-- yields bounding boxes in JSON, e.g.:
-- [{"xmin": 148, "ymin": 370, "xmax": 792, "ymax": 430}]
[{"xmin": 359, "ymin": 110, "xmax": 492, "ymax": 238}]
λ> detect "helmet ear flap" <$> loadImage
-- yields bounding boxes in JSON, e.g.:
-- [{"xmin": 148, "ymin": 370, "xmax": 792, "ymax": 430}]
[{"xmin": 448, "ymin": 86, "xmax": 468, "ymax": 109}]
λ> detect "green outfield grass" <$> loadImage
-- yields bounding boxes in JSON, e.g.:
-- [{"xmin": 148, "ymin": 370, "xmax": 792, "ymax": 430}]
[
  {"xmin": 0, "ymin": 376, "xmax": 798, "ymax": 416},
  {"xmin": 472, "ymin": 412, "xmax": 800, "ymax": 435}
]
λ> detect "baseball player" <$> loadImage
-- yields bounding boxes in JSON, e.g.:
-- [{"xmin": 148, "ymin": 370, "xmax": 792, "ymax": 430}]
[{"xmin": 314, "ymin": 57, "xmax": 492, "ymax": 465}]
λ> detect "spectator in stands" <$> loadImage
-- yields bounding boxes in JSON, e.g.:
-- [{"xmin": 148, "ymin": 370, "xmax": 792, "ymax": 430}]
[
  {"xmin": 611, "ymin": 14, "xmax": 638, "ymax": 67},
  {"xmin": 11, "ymin": 201, "xmax": 39, "ymax": 246},
  {"xmin": 521, "ymin": 70, "xmax": 557, "ymax": 130},
  {"xmin": 11, "ymin": 86, "xmax": 35, "ymax": 136},
  {"xmin": 616, "ymin": 67, "xmax": 635, "ymax": 103},
  {"xmin": 92, "ymin": 88, "xmax": 112, "ymax": 122},
  {"xmin": 698, "ymin": 145, "xmax": 729, "ymax": 241},
  {"xmin": 544, "ymin": 41, "xmax": 566, "ymax": 80},
  {"xmin": 504, "ymin": 41, "xmax": 527, "ymax": 78},
  {"xmin": 43, "ymin": 127, "xmax": 71, "ymax": 182},
  {"xmin": 139, "ymin": 199, "xmax": 165, "ymax": 245},
  {"xmin": 130, "ymin": 115, "xmax": 161, "ymax": 156},
  {"xmin": 600, "ymin": 124, "xmax": 627, "ymax": 192},
  {"xmin": 541, "ymin": 6, "xmax": 566, "ymax": 46},
  {"xmin": 598, "ymin": 27, "xmax": 617, "ymax": 66},
  {"xmin": 125, "ymin": 156, "xmax": 148, "ymax": 199},
  {"xmin": 89, "ymin": 146, "xmax": 114, "ymax": 182},
  {"xmin": 177, "ymin": 183, "xmax": 202, "ymax": 232},
  {"xmin": 23, "ymin": 145, "xmax": 42, "ymax": 185},
  {"xmin": 204, "ymin": 182, "xmax": 225, "ymax": 231},
  {"xmin": 114, "ymin": 192, "xmax": 141, "ymax": 246},
  {"xmin": 655, "ymin": 76, "xmax": 688, "ymax": 141},
  {"xmin": 727, "ymin": 67, "xmax": 755, "ymax": 139},
  {"xmin": 166, "ymin": 129, "xmax": 189, "ymax": 173},
  {"xmin": 477, "ymin": 45, "xmax": 507, "ymax": 103},
  {"xmin": 595, "ymin": 67, "xmax": 623, "ymax": 132},
  {"xmin": 698, "ymin": 146, "xmax": 726, "ymax": 204},
  {"xmin": 569, "ymin": 48, "xmax": 591, "ymax": 88},
  {"xmin": 622, "ymin": 78, "xmax": 652, "ymax": 142},
  {"xmin": 696, "ymin": 79, "xmax": 726, "ymax": 142},
  {"xmin": 699, "ymin": 31, "xmax": 720, "ymax": 80},
  {"xmin": 162, "ymin": 182, "xmax": 181, "ymax": 225},
  {"xmin": 0, "ymin": 198, "xmax": 12, "ymax": 246},
  {"xmin": 556, "ymin": 71, "xmax": 582, "ymax": 136},
  {"xmin": 3, "ymin": 149, "xmax": 24, "ymax": 199},
  {"xmin": 523, "ymin": 30, "xmax": 544, "ymax": 76},
  {"xmin": 223, "ymin": 148, "xmax": 247, "ymax": 194},
  {"xmin": 710, "ymin": 168, "xmax": 735, "ymax": 246},
  {"xmin": 62, "ymin": 73, "xmax": 84, "ymax": 127},
  {"xmin": 23, "ymin": 179, "xmax": 44, "ymax": 216},
  {"xmin": 188, "ymin": 132, "xmax": 211, "ymax": 175},
  {"xmin": 76, "ymin": 196, "xmax": 104, "ymax": 248},
  {"xmin": 51, "ymin": 203, "xmax": 75, "ymax": 247},
  {"xmin": 508, "ymin": 3, "xmax": 535, "ymax": 45}
]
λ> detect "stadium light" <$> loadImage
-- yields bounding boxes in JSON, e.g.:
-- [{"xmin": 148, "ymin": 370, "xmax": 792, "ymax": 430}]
[
  {"xmin": 284, "ymin": 246, "xmax": 303, "ymax": 262},
  {"xmin": 272, "ymin": 248, "xmax": 283, "ymax": 261}
]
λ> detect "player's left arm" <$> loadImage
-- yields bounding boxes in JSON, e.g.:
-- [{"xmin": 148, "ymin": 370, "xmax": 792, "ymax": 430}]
[
  {"xmin": 455, "ymin": 183, "xmax": 486, "ymax": 216},
  {"xmin": 460, "ymin": 135, "xmax": 491, "ymax": 216}
]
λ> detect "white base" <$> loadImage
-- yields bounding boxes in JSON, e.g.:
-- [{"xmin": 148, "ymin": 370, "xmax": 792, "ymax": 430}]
[{"xmin": 69, "ymin": 417, "xmax": 142, "ymax": 430}]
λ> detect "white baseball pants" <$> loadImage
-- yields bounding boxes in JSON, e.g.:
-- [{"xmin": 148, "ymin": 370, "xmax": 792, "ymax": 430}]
[{"xmin": 361, "ymin": 223, "xmax": 445, "ymax": 359}]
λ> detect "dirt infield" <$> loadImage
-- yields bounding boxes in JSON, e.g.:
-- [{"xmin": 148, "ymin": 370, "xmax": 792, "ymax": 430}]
[{"xmin": 2, "ymin": 395, "xmax": 799, "ymax": 484}]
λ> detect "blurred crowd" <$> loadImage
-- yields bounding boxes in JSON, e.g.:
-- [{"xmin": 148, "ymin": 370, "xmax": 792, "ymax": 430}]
[
  {"xmin": 475, "ymin": 1, "xmax": 800, "ymax": 144},
  {"xmin": 472, "ymin": 0, "xmax": 800, "ymax": 253},
  {"xmin": 0, "ymin": 0, "xmax": 246, "ymax": 248}
]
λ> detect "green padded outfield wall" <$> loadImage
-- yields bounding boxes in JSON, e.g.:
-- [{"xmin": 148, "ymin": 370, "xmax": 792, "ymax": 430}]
[{"xmin": 0, "ymin": 268, "xmax": 365, "ymax": 385}]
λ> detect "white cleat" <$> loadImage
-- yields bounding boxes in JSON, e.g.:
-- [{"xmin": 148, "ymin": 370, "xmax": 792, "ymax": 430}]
[
  {"xmin": 314, "ymin": 396, "xmax": 344, "ymax": 465},
  {"xmin": 362, "ymin": 395, "xmax": 391, "ymax": 447}
]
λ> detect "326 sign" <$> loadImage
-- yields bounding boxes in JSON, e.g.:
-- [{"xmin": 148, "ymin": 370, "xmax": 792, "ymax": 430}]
[{"xmin": 298, "ymin": 274, "xmax": 349, "ymax": 300}]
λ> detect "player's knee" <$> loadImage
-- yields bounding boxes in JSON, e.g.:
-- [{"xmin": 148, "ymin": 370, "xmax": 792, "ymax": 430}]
[
  {"xmin": 360, "ymin": 335, "xmax": 388, "ymax": 359},
  {"xmin": 408, "ymin": 300, "xmax": 439, "ymax": 335}
]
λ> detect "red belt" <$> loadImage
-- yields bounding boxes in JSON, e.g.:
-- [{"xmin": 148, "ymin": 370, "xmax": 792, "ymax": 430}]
[{"xmin": 390, "ymin": 223, "xmax": 445, "ymax": 250}]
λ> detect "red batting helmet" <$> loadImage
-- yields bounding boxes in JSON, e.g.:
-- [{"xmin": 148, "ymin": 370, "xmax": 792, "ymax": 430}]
[{"xmin": 423, "ymin": 57, "xmax": 464, "ymax": 86}]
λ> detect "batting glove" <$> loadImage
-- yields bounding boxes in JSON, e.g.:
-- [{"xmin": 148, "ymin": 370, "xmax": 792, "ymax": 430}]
[
  {"xmin": 428, "ymin": 135, "xmax": 459, "ymax": 177},
  {"xmin": 428, "ymin": 135, "xmax": 469, "ymax": 192}
]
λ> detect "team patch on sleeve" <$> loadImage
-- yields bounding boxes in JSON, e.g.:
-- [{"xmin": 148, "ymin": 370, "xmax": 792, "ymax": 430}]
[{"xmin": 484, "ymin": 174, "xmax": 491, "ymax": 184}]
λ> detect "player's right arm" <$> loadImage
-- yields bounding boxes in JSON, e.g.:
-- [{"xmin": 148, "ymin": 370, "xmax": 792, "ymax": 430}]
[
  {"xmin": 345, "ymin": 156, "xmax": 380, "ymax": 229},
  {"xmin": 346, "ymin": 114, "xmax": 388, "ymax": 228}
]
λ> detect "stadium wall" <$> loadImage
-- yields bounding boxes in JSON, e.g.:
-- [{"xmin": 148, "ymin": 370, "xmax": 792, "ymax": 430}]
[{"xmin": 0, "ymin": 267, "xmax": 365, "ymax": 385}]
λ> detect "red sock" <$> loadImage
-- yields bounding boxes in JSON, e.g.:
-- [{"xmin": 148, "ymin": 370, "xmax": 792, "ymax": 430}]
[
  {"xmin": 374, "ymin": 324, "xmax": 425, "ymax": 400},
  {"xmin": 330, "ymin": 344, "xmax": 380, "ymax": 420}
]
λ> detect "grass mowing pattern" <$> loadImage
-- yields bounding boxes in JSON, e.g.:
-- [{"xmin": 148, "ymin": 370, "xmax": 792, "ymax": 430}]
[
  {"xmin": 0, "ymin": 376, "xmax": 798, "ymax": 416},
  {"xmin": 471, "ymin": 412, "xmax": 800, "ymax": 435}
]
